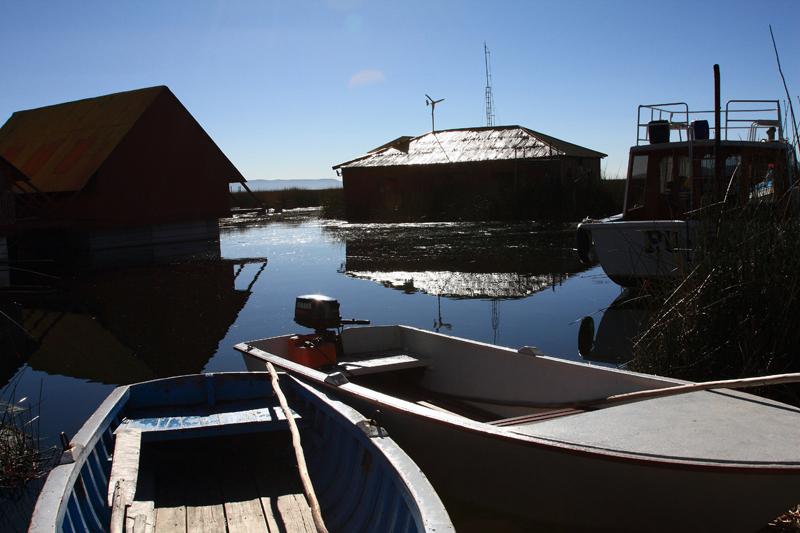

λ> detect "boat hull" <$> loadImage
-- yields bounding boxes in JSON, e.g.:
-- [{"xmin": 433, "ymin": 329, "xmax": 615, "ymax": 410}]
[
  {"xmin": 578, "ymin": 219, "xmax": 694, "ymax": 287},
  {"xmin": 239, "ymin": 327, "xmax": 800, "ymax": 532},
  {"xmin": 29, "ymin": 372, "xmax": 453, "ymax": 533}
]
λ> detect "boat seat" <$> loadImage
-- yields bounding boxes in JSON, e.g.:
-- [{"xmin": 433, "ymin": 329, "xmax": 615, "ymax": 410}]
[
  {"xmin": 337, "ymin": 350, "xmax": 429, "ymax": 376},
  {"xmin": 108, "ymin": 429, "xmax": 143, "ymax": 532},
  {"xmin": 489, "ymin": 408, "xmax": 585, "ymax": 427},
  {"xmin": 118, "ymin": 400, "xmax": 303, "ymax": 441}
]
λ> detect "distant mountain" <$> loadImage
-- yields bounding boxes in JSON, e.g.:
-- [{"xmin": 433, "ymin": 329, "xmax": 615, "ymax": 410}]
[{"xmin": 230, "ymin": 179, "xmax": 342, "ymax": 192}]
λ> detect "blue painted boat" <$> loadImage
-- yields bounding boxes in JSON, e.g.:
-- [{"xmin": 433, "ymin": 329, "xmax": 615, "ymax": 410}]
[{"xmin": 29, "ymin": 372, "xmax": 453, "ymax": 533}]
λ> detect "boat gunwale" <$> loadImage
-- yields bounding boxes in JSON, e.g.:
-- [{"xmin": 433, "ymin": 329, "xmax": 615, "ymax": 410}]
[
  {"xmin": 29, "ymin": 371, "xmax": 454, "ymax": 533},
  {"xmin": 236, "ymin": 325, "xmax": 800, "ymax": 475},
  {"xmin": 29, "ymin": 385, "xmax": 130, "ymax": 533}
]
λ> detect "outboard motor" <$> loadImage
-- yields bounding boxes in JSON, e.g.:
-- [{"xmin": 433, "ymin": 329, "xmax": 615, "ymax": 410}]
[{"xmin": 287, "ymin": 295, "xmax": 370, "ymax": 369}]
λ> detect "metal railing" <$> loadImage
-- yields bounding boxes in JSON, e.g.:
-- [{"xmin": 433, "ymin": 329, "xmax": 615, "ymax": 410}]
[{"xmin": 636, "ymin": 100, "xmax": 784, "ymax": 145}]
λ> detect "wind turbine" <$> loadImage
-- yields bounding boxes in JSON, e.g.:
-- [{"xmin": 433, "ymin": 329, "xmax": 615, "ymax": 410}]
[{"xmin": 425, "ymin": 94, "xmax": 445, "ymax": 132}]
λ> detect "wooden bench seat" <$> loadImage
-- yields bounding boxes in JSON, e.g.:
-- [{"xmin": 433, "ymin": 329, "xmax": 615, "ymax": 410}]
[{"xmin": 337, "ymin": 350, "xmax": 429, "ymax": 376}]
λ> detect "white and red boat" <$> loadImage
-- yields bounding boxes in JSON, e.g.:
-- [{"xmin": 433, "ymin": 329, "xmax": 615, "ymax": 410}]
[
  {"xmin": 577, "ymin": 66, "xmax": 796, "ymax": 286},
  {"xmin": 236, "ymin": 295, "xmax": 800, "ymax": 532}
]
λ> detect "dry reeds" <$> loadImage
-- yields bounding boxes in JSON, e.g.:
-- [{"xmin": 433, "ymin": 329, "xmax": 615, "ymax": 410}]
[
  {"xmin": 628, "ymin": 192, "xmax": 800, "ymax": 405},
  {"xmin": 0, "ymin": 378, "xmax": 56, "ymax": 497}
]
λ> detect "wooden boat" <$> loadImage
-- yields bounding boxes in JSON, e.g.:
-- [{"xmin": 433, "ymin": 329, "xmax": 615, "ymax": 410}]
[
  {"xmin": 576, "ymin": 65, "xmax": 797, "ymax": 287},
  {"xmin": 28, "ymin": 372, "xmax": 454, "ymax": 533},
  {"xmin": 237, "ymin": 319, "xmax": 800, "ymax": 532}
]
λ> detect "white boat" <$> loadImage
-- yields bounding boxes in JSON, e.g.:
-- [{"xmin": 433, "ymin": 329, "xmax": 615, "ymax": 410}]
[
  {"xmin": 235, "ymin": 298, "xmax": 800, "ymax": 532},
  {"xmin": 577, "ymin": 67, "xmax": 796, "ymax": 287}
]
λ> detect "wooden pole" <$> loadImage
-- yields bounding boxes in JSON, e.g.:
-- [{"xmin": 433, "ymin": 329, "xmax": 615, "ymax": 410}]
[
  {"xmin": 266, "ymin": 362, "xmax": 329, "ymax": 533},
  {"xmin": 594, "ymin": 372, "xmax": 800, "ymax": 408},
  {"xmin": 431, "ymin": 372, "xmax": 800, "ymax": 410}
]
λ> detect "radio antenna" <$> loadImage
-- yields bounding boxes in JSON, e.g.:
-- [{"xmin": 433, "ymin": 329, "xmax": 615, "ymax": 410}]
[{"xmin": 484, "ymin": 42, "xmax": 496, "ymax": 126}]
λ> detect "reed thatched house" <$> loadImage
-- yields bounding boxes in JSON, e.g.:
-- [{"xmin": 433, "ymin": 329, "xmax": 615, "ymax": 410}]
[{"xmin": 333, "ymin": 125, "xmax": 606, "ymax": 222}]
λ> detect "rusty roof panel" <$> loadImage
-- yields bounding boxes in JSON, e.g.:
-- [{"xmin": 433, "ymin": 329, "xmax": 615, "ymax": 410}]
[
  {"xmin": 334, "ymin": 125, "xmax": 606, "ymax": 169},
  {"xmin": 0, "ymin": 87, "xmax": 165, "ymax": 193}
]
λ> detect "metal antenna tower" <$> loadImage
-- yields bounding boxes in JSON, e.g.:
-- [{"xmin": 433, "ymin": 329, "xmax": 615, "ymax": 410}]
[{"xmin": 484, "ymin": 42, "xmax": 495, "ymax": 127}]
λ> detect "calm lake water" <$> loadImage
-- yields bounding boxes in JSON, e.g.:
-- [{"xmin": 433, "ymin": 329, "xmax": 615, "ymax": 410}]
[{"xmin": 0, "ymin": 209, "xmax": 624, "ymax": 529}]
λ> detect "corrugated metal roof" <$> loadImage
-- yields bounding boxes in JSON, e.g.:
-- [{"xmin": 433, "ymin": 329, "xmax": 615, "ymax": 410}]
[
  {"xmin": 334, "ymin": 125, "xmax": 606, "ymax": 169},
  {"xmin": 0, "ymin": 87, "xmax": 165, "ymax": 193}
]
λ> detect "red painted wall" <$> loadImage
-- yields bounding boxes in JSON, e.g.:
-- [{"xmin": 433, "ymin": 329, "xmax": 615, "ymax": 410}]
[
  {"xmin": 342, "ymin": 157, "xmax": 600, "ymax": 222},
  {"xmin": 54, "ymin": 90, "xmax": 236, "ymax": 228}
]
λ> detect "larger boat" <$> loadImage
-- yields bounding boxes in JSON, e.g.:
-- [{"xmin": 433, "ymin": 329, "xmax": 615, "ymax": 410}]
[
  {"xmin": 236, "ymin": 295, "xmax": 800, "ymax": 532},
  {"xmin": 577, "ymin": 67, "xmax": 796, "ymax": 286}
]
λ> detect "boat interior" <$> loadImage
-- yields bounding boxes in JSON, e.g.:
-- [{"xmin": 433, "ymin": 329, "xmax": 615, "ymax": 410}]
[
  {"xmin": 246, "ymin": 325, "xmax": 676, "ymax": 424},
  {"xmin": 241, "ymin": 326, "xmax": 800, "ymax": 465},
  {"xmin": 132, "ymin": 431, "xmax": 316, "ymax": 532},
  {"xmin": 56, "ymin": 373, "xmax": 434, "ymax": 533}
]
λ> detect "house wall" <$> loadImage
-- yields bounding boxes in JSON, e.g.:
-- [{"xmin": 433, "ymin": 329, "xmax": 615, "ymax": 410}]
[
  {"xmin": 342, "ymin": 157, "xmax": 602, "ymax": 222},
  {"xmin": 0, "ymin": 173, "xmax": 13, "ymax": 230},
  {"xmin": 53, "ymin": 90, "xmax": 234, "ymax": 228}
]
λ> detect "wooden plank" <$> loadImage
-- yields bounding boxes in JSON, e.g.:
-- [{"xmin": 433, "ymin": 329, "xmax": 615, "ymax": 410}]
[
  {"xmin": 126, "ymin": 501, "xmax": 155, "ymax": 533},
  {"xmin": 185, "ymin": 470, "xmax": 226, "ymax": 533},
  {"xmin": 221, "ymin": 474, "xmax": 269, "ymax": 533},
  {"xmin": 110, "ymin": 481, "xmax": 126, "ymax": 533},
  {"xmin": 126, "ymin": 441, "xmax": 155, "ymax": 533},
  {"xmin": 154, "ymin": 469, "xmax": 186, "ymax": 533},
  {"xmin": 108, "ymin": 429, "xmax": 142, "ymax": 507},
  {"xmin": 259, "ymin": 494, "xmax": 316, "ymax": 533},
  {"xmin": 223, "ymin": 497, "xmax": 269, "ymax": 533},
  {"xmin": 337, "ymin": 354, "xmax": 428, "ymax": 376},
  {"xmin": 275, "ymin": 494, "xmax": 315, "ymax": 533}
]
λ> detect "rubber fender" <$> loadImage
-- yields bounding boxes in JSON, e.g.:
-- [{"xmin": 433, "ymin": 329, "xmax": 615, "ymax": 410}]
[{"xmin": 576, "ymin": 226, "xmax": 598, "ymax": 265}]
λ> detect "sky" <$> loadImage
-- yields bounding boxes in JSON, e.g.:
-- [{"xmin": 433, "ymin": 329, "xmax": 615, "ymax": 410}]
[{"xmin": 1, "ymin": 0, "xmax": 799, "ymax": 180}]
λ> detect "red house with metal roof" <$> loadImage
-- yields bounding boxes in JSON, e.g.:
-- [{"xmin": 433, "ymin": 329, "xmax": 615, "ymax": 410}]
[
  {"xmin": 0, "ymin": 86, "xmax": 246, "ymax": 268},
  {"xmin": 333, "ymin": 125, "xmax": 607, "ymax": 222}
]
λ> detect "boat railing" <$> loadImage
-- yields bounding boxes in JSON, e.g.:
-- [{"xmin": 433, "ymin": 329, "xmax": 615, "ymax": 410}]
[
  {"xmin": 724, "ymin": 100, "xmax": 783, "ymax": 141},
  {"xmin": 636, "ymin": 100, "xmax": 784, "ymax": 145}
]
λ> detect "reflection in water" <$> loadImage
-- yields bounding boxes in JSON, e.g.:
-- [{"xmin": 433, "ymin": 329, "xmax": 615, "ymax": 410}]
[
  {"xmin": 2, "ymin": 259, "xmax": 267, "ymax": 385},
  {"xmin": 0, "ymin": 210, "xmax": 623, "ymax": 531},
  {"xmin": 324, "ymin": 220, "xmax": 587, "ymax": 299},
  {"xmin": 578, "ymin": 290, "xmax": 650, "ymax": 364}
]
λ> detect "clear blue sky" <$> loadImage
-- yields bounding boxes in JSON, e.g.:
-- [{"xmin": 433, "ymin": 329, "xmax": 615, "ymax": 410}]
[{"xmin": 1, "ymin": 0, "xmax": 798, "ymax": 180}]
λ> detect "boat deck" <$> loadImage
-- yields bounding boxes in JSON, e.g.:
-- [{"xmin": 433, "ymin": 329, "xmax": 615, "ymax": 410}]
[
  {"xmin": 509, "ymin": 390, "xmax": 800, "ymax": 464},
  {"xmin": 131, "ymin": 432, "xmax": 315, "ymax": 533}
]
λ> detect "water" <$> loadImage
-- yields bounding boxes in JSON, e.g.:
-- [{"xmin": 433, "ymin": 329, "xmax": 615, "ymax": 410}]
[{"xmin": 0, "ymin": 209, "xmax": 624, "ymax": 528}]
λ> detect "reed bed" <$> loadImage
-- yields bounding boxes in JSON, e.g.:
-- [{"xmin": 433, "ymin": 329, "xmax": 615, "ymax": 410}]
[
  {"xmin": 231, "ymin": 187, "xmax": 345, "ymax": 218},
  {"xmin": 0, "ymin": 378, "xmax": 56, "ymax": 498},
  {"xmin": 628, "ymin": 196, "xmax": 800, "ymax": 405}
]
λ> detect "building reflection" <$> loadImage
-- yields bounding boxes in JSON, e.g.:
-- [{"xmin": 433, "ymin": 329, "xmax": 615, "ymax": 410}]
[
  {"xmin": 0, "ymin": 258, "xmax": 266, "ymax": 385},
  {"xmin": 326, "ymin": 221, "xmax": 587, "ymax": 299}
]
